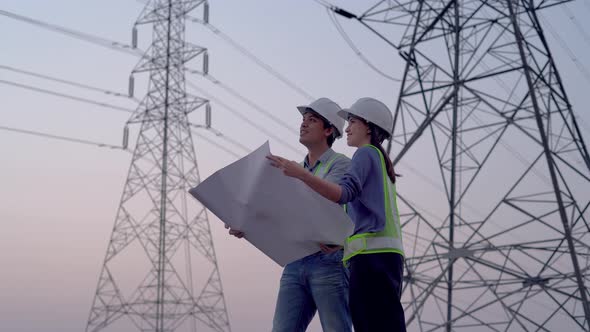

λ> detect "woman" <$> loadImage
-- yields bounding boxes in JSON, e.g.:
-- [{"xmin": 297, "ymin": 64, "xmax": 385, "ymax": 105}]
[{"xmin": 267, "ymin": 97, "xmax": 406, "ymax": 332}]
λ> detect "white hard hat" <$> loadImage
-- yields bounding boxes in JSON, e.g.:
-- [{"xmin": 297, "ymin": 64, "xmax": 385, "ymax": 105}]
[
  {"xmin": 297, "ymin": 97, "xmax": 345, "ymax": 138},
  {"xmin": 338, "ymin": 97, "xmax": 393, "ymax": 138}
]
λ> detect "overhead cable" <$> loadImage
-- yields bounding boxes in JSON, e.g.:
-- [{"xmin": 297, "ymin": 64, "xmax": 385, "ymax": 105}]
[
  {"xmin": 0, "ymin": 125, "xmax": 126, "ymax": 150},
  {"xmin": 0, "ymin": 79, "xmax": 135, "ymax": 113}
]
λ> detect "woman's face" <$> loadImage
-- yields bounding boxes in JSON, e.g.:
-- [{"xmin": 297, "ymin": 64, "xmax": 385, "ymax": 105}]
[{"xmin": 345, "ymin": 116, "xmax": 371, "ymax": 147}]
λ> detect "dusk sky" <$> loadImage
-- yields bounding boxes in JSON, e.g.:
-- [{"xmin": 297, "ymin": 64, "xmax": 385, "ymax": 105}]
[{"xmin": 1, "ymin": 1, "xmax": 590, "ymax": 331}]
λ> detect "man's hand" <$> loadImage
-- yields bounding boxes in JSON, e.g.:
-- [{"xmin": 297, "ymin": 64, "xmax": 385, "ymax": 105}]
[
  {"xmin": 225, "ymin": 224, "xmax": 244, "ymax": 238},
  {"xmin": 319, "ymin": 243, "xmax": 343, "ymax": 254},
  {"xmin": 266, "ymin": 154, "xmax": 309, "ymax": 180}
]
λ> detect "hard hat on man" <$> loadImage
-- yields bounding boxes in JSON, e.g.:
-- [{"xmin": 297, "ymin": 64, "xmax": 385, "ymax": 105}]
[{"xmin": 297, "ymin": 97, "xmax": 345, "ymax": 139}]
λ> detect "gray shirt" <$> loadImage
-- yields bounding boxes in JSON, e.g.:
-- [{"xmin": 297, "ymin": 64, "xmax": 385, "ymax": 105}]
[
  {"xmin": 303, "ymin": 148, "xmax": 351, "ymax": 183},
  {"xmin": 303, "ymin": 148, "xmax": 351, "ymax": 250}
]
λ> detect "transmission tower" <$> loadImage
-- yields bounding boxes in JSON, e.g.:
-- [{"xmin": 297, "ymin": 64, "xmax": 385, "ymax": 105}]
[
  {"xmin": 331, "ymin": 0, "xmax": 590, "ymax": 330},
  {"xmin": 86, "ymin": 1, "xmax": 230, "ymax": 331}
]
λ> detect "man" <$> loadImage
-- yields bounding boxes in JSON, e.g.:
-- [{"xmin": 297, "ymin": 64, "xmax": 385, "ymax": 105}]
[{"xmin": 228, "ymin": 97, "xmax": 352, "ymax": 332}]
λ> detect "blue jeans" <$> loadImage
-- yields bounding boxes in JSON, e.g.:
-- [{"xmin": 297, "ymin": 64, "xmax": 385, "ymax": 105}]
[{"xmin": 272, "ymin": 250, "xmax": 352, "ymax": 332}]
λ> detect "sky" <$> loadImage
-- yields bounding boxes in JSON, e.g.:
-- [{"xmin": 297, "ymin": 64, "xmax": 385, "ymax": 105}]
[{"xmin": 1, "ymin": 1, "xmax": 590, "ymax": 331}]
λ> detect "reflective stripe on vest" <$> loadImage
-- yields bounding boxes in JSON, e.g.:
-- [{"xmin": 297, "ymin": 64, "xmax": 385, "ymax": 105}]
[{"xmin": 343, "ymin": 145, "xmax": 404, "ymax": 262}]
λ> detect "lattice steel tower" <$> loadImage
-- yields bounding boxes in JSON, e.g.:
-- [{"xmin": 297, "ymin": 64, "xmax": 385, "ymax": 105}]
[
  {"xmin": 86, "ymin": 1, "xmax": 230, "ymax": 331},
  {"xmin": 331, "ymin": 0, "xmax": 590, "ymax": 330}
]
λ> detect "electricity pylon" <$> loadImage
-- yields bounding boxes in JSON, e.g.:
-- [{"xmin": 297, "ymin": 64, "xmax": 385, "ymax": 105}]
[
  {"xmin": 86, "ymin": 1, "xmax": 230, "ymax": 331},
  {"xmin": 331, "ymin": 0, "xmax": 590, "ymax": 330}
]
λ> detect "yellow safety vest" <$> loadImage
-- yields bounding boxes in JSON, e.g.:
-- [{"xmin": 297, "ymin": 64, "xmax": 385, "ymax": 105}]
[
  {"xmin": 310, "ymin": 153, "xmax": 345, "ymax": 178},
  {"xmin": 305, "ymin": 153, "xmax": 348, "ymax": 213},
  {"xmin": 343, "ymin": 145, "xmax": 404, "ymax": 262}
]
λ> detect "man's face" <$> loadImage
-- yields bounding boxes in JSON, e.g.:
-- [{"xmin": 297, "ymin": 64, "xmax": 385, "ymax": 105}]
[{"xmin": 299, "ymin": 111, "xmax": 332, "ymax": 146}]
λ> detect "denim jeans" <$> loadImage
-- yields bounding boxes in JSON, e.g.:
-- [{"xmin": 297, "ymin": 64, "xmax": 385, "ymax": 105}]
[{"xmin": 272, "ymin": 250, "xmax": 352, "ymax": 332}]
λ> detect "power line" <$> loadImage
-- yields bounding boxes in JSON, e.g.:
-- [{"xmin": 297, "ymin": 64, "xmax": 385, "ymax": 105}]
[
  {"xmin": 189, "ymin": 123, "xmax": 252, "ymax": 153},
  {"xmin": 214, "ymin": 130, "xmax": 252, "ymax": 154},
  {"xmin": 0, "ymin": 79, "xmax": 135, "ymax": 113},
  {"xmin": 187, "ymin": 70, "xmax": 299, "ymax": 136},
  {"xmin": 0, "ymin": 64, "xmax": 138, "ymax": 102},
  {"xmin": 326, "ymin": 8, "xmax": 401, "ymax": 82},
  {"xmin": 191, "ymin": 129, "xmax": 241, "ymax": 159},
  {"xmin": 576, "ymin": 115, "xmax": 590, "ymax": 137},
  {"xmin": 205, "ymin": 127, "xmax": 252, "ymax": 153},
  {"xmin": 561, "ymin": 5, "xmax": 590, "ymax": 48},
  {"xmin": 186, "ymin": 16, "xmax": 315, "ymax": 102},
  {"xmin": 186, "ymin": 80, "xmax": 305, "ymax": 155},
  {"xmin": 0, "ymin": 125, "xmax": 125, "ymax": 150},
  {"xmin": 0, "ymin": 9, "xmax": 141, "ymax": 56},
  {"xmin": 538, "ymin": 13, "xmax": 590, "ymax": 85},
  {"xmin": 313, "ymin": 0, "xmax": 335, "ymax": 7}
]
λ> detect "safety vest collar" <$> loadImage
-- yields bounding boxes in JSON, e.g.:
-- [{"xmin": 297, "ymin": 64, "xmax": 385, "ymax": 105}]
[{"xmin": 303, "ymin": 148, "xmax": 337, "ymax": 171}]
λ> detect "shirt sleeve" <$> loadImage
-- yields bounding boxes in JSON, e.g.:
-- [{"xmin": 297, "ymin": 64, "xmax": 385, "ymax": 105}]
[
  {"xmin": 337, "ymin": 147, "xmax": 378, "ymax": 204},
  {"xmin": 323, "ymin": 155, "xmax": 351, "ymax": 184}
]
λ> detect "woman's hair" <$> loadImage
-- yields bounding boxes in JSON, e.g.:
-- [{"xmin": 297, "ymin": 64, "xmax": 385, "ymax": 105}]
[
  {"xmin": 349, "ymin": 114, "xmax": 398, "ymax": 183},
  {"xmin": 367, "ymin": 122, "xmax": 397, "ymax": 184}
]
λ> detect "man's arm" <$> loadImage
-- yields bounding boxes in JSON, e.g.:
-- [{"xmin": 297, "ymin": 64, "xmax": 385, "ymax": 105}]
[
  {"xmin": 318, "ymin": 156, "xmax": 351, "ymax": 252},
  {"xmin": 323, "ymin": 155, "xmax": 351, "ymax": 185}
]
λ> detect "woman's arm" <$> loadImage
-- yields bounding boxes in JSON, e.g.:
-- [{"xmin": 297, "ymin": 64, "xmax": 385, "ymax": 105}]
[
  {"xmin": 299, "ymin": 170, "xmax": 342, "ymax": 202},
  {"xmin": 267, "ymin": 154, "xmax": 342, "ymax": 202}
]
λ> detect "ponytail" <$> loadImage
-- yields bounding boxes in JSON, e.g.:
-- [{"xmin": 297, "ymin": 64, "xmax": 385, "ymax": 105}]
[{"xmin": 368, "ymin": 123, "xmax": 397, "ymax": 184}]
